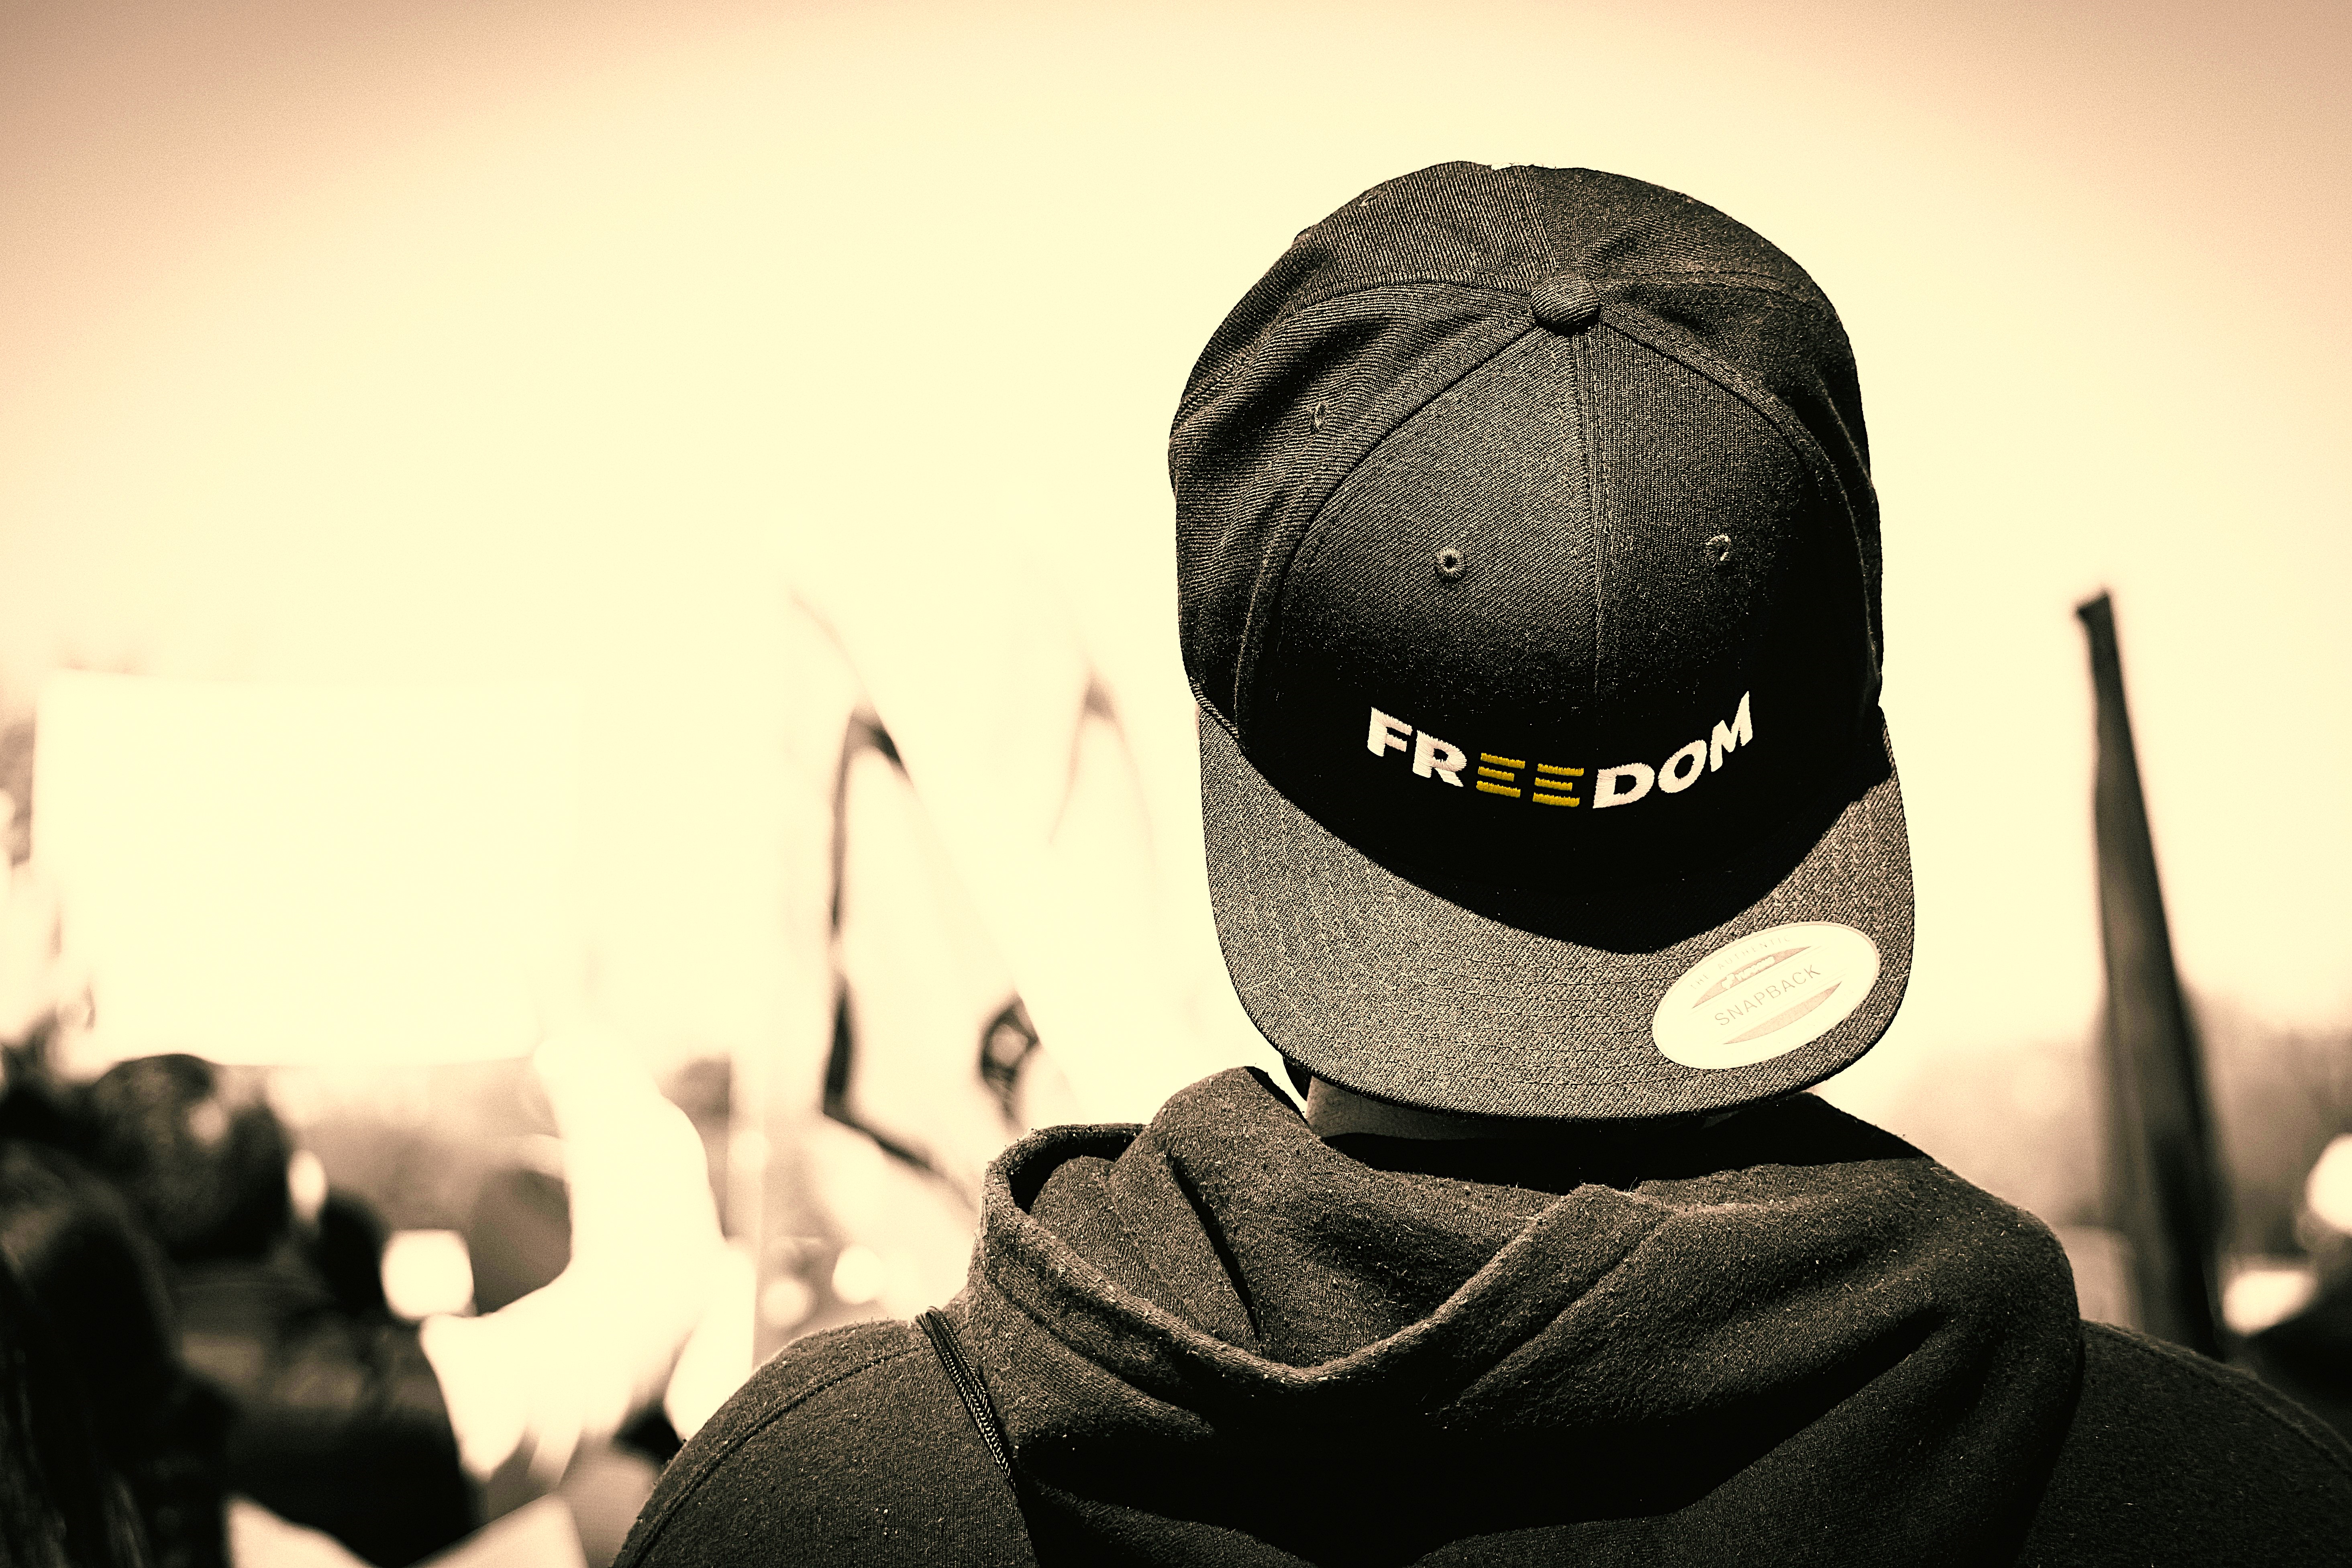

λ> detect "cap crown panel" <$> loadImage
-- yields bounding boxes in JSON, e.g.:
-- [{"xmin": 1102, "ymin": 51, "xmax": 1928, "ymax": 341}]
[
  {"xmin": 1264, "ymin": 328, "xmax": 1599, "ymax": 751},
  {"xmin": 1174, "ymin": 283, "xmax": 1532, "ymax": 728}
]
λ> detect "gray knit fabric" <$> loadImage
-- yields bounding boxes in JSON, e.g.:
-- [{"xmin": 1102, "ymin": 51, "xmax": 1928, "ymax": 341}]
[{"xmin": 1201, "ymin": 718, "xmax": 1911, "ymax": 1119}]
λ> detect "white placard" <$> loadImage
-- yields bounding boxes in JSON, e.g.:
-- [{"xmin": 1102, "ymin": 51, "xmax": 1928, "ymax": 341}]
[{"xmin": 33, "ymin": 673, "xmax": 581, "ymax": 1066}]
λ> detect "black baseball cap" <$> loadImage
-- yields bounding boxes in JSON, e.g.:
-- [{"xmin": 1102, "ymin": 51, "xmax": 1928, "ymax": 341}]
[{"xmin": 1173, "ymin": 162, "xmax": 1912, "ymax": 1120}]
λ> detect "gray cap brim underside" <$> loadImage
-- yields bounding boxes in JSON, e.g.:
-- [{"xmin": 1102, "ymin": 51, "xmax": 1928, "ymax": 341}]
[{"xmin": 1199, "ymin": 717, "xmax": 1915, "ymax": 1120}]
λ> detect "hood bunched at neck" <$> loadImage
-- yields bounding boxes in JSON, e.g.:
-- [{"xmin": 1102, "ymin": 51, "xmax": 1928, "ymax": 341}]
[{"xmin": 951, "ymin": 1068, "xmax": 2082, "ymax": 1568}]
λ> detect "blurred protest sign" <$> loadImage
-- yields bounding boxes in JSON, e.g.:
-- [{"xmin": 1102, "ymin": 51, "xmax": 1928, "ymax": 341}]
[{"xmin": 33, "ymin": 672, "xmax": 580, "ymax": 1068}]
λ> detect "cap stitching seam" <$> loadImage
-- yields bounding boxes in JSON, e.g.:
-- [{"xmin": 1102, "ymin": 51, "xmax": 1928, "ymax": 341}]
[
  {"xmin": 1600, "ymin": 304, "xmax": 1878, "ymax": 669},
  {"xmin": 1176, "ymin": 278, "xmax": 1532, "ymax": 422},
  {"xmin": 1228, "ymin": 318, "xmax": 1538, "ymax": 731},
  {"xmin": 1601, "ymin": 307, "xmax": 1854, "ymax": 489},
  {"xmin": 1249, "ymin": 327, "xmax": 1544, "ymax": 715},
  {"xmin": 1571, "ymin": 321, "xmax": 1607, "ymax": 724},
  {"xmin": 1191, "ymin": 674, "xmax": 1240, "ymax": 736},
  {"xmin": 1612, "ymin": 269, "xmax": 1821, "ymax": 298}
]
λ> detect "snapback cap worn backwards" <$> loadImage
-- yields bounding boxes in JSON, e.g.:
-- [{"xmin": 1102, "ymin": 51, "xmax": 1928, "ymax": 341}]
[{"xmin": 1173, "ymin": 162, "xmax": 1913, "ymax": 1120}]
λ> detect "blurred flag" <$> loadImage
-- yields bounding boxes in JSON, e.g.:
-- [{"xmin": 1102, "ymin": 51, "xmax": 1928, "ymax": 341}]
[
  {"xmin": 826, "ymin": 702, "xmax": 1074, "ymax": 1199},
  {"xmin": 2077, "ymin": 592, "xmax": 2223, "ymax": 1355},
  {"xmin": 746, "ymin": 591, "xmax": 1208, "ymax": 1356}
]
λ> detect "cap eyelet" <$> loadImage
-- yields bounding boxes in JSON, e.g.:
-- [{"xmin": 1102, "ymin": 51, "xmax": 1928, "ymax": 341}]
[
  {"xmin": 1434, "ymin": 547, "xmax": 1467, "ymax": 582},
  {"xmin": 1705, "ymin": 533, "xmax": 1735, "ymax": 569}
]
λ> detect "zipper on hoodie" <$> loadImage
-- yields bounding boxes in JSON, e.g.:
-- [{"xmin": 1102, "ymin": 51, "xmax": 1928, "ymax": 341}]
[{"xmin": 916, "ymin": 1309, "xmax": 1015, "ymax": 1483}]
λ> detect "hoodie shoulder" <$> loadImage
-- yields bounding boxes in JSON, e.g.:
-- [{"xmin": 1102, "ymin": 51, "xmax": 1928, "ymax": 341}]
[
  {"xmin": 2016, "ymin": 1321, "xmax": 2352, "ymax": 1566},
  {"xmin": 614, "ymin": 1319, "xmax": 1034, "ymax": 1568}
]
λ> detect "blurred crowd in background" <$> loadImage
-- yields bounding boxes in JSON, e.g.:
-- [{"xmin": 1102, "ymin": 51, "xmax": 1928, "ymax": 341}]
[
  {"xmin": 0, "ymin": 597, "xmax": 1250, "ymax": 1568},
  {"xmin": 7, "ymin": 611, "xmax": 2352, "ymax": 1568}
]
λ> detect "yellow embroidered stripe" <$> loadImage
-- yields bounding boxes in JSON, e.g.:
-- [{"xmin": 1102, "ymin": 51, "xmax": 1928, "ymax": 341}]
[
  {"xmin": 1475, "ymin": 781, "xmax": 1522, "ymax": 798},
  {"xmin": 1479, "ymin": 753, "xmax": 1526, "ymax": 769},
  {"xmin": 1532, "ymin": 790, "xmax": 1580, "ymax": 807},
  {"xmin": 1534, "ymin": 763, "xmax": 1585, "ymax": 777},
  {"xmin": 1475, "ymin": 766, "xmax": 1518, "ymax": 782}
]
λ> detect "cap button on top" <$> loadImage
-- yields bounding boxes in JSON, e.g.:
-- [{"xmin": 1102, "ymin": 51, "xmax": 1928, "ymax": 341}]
[{"xmin": 1530, "ymin": 272, "xmax": 1602, "ymax": 333}]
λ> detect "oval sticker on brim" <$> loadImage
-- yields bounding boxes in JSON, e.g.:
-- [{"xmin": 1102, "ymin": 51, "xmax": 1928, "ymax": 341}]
[{"xmin": 1651, "ymin": 922, "xmax": 1881, "ymax": 1070}]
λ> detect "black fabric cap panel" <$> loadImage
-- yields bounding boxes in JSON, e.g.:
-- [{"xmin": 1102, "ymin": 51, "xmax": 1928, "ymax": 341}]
[
  {"xmin": 1243, "ymin": 318, "xmax": 1875, "ymax": 920},
  {"xmin": 1173, "ymin": 162, "xmax": 1905, "ymax": 1119},
  {"xmin": 1174, "ymin": 281, "xmax": 1534, "ymax": 729},
  {"xmin": 1174, "ymin": 163, "xmax": 1881, "ymax": 735}
]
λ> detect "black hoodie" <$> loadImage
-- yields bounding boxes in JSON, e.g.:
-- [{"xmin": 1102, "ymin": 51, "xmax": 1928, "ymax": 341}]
[{"xmin": 619, "ymin": 1069, "xmax": 2352, "ymax": 1566}]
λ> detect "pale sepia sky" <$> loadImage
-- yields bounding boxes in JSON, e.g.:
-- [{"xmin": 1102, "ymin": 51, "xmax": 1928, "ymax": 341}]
[{"xmin": 0, "ymin": 0, "xmax": 2344, "ymax": 1117}]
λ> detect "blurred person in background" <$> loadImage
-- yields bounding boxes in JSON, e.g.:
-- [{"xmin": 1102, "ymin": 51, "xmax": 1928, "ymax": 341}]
[
  {"xmin": 69, "ymin": 1036, "xmax": 720, "ymax": 1568},
  {"xmin": 0, "ymin": 1065, "xmax": 226, "ymax": 1568},
  {"xmin": 1, "ymin": 1248, "xmax": 152, "ymax": 1568},
  {"xmin": 75, "ymin": 1053, "xmax": 471, "ymax": 1568},
  {"xmin": 2244, "ymin": 1133, "xmax": 2352, "ymax": 1439},
  {"xmin": 1, "ymin": 815, "xmax": 225, "ymax": 1568},
  {"xmin": 615, "ymin": 164, "xmax": 2352, "ymax": 1566},
  {"xmin": 0, "ymin": 799, "xmax": 722, "ymax": 1568}
]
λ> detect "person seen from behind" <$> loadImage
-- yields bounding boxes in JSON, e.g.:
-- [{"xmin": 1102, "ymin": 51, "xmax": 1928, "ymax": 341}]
[{"xmin": 616, "ymin": 163, "xmax": 2352, "ymax": 1566}]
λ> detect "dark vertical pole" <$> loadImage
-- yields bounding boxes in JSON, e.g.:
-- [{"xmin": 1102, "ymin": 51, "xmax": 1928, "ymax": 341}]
[{"xmin": 2077, "ymin": 591, "xmax": 2223, "ymax": 1356}]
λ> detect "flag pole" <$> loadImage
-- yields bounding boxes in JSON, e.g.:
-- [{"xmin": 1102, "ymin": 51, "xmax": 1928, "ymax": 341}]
[{"xmin": 2077, "ymin": 591, "xmax": 2223, "ymax": 1355}]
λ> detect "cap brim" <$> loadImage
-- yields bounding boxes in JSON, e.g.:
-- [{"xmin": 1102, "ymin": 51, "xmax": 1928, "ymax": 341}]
[{"xmin": 1199, "ymin": 715, "xmax": 1914, "ymax": 1119}]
